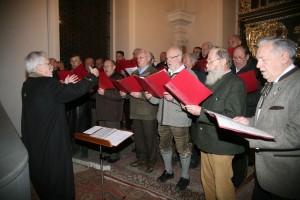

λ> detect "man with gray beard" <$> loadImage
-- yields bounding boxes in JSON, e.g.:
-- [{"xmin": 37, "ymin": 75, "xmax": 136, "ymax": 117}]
[{"xmin": 183, "ymin": 47, "xmax": 247, "ymax": 200}]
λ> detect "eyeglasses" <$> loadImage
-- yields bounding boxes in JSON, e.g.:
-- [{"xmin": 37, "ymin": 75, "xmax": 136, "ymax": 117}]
[
  {"xmin": 166, "ymin": 55, "xmax": 181, "ymax": 60},
  {"xmin": 206, "ymin": 58, "xmax": 221, "ymax": 65},
  {"xmin": 137, "ymin": 56, "xmax": 146, "ymax": 60},
  {"xmin": 104, "ymin": 64, "xmax": 115, "ymax": 68},
  {"xmin": 233, "ymin": 55, "xmax": 246, "ymax": 60}
]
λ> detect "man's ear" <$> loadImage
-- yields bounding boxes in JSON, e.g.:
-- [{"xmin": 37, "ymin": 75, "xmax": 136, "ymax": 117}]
[
  {"xmin": 36, "ymin": 64, "xmax": 42, "ymax": 73},
  {"xmin": 281, "ymin": 51, "xmax": 290, "ymax": 64},
  {"xmin": 220, "ymin": 58, "xmax": 227, "ymax": 66}
]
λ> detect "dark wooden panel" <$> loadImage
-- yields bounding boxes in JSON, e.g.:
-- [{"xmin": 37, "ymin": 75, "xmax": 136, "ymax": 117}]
[{"xmin": 59, "ymin": 0, "xmax": 110, "ymax": 69}]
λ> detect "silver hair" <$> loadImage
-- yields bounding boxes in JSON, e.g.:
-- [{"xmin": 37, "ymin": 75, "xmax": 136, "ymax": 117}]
[
  {"xmin": 258, "ymin": 37, "xmax": 297, "ymax": 61},
  {"xmin": 203, "ymin": 41, "xmax": 213, "ymax": 50},
  {"xmin": 25, "ymin": 51, "xmax": 47, "ymax": 73},
  {"xmin": 212, "ymin": 47, "xmax": 232, "ymax": 68},
  {"xmin": 138, "ymin": 49, "xmax": 151, "ymax": 58},
  {"xmin": 138, "ymin": 49, "xmax": 152, "ymax": 63},
  {"xmin": 189, "ymin": 53, "xmax": 198, "ymax": 64},
  {"xmin": 168, "ymin": 46, "xmax": 183, "ymax": 57}
]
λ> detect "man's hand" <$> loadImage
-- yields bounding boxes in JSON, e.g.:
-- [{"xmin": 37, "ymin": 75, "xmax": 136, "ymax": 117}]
[
  {"xmin": 119, "ymin": 91, "xmax": 127, "ymax": 97},
  {"xmin": 182, "ymin": 104, "xmax": 202, "ymax": 116},
  {"xmin": 90, "ymin": 66, "xmax": 99, "ymax": 77},
  {"xmin": 163, "ymin": 92, "xmax": 174, "ymax": 102},
  {"xmin": 64, "ymin": 74, "xmax": 79, "ymax": 84},
  {"xmin": 98, "ymin": 88, "xmax": 105, "ymax": 95},
  {"xmin": 144, "ymin": 91, "xmax": 153, "ymax": 100},
  {"xmin": 130, "ymin": 92, "xmax": 142, "ymax": 99},
  {"xmin": 233, "ymin": 116, "xmax": 250, "ymax": 125}
]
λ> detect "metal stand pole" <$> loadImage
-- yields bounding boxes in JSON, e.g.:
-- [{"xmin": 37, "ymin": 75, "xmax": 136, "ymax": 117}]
[{"xmin": 100, "ymin": 145, "xmax": 104, "ymax": 199}]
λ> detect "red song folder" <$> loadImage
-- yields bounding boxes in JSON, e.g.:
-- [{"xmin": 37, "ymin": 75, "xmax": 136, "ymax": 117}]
[
  {"xmin": 135, "ymin": 70, "xmax": 171, "ymax": 98},
  {"xmin": 57, "ymin": 71, "xmax": 75, "ymax": 81},
  {"xmin": 73, "ymin": 64, "xmax": 89, "ymax": 80},
  {"xmin": 98, "ymin": 72, "xmax": 115, "ymax": 89},
  {"xmin": 237, "ymin": 70, "xmax": 259, "ymax": 93},
  {"xmin": 164, "ymin": 69, "xmax": 213, "ymax": 105},
  {"xmin": 111, "ymin": 75, "xmax": 143, "ymax": 93}
]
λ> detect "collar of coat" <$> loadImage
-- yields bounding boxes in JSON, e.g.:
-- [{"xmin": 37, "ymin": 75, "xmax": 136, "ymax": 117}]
[{"xmin": 28, "ymin": 72, "xmax": 45, "ymax": 78}]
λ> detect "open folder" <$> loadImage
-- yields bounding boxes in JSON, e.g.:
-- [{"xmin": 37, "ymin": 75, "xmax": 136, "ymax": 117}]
[
  {"xmin": 135, "ymin": 70, "xmax": 171, "ymax": 98},
  {"xmin": 98, "ymin": 72, "xmax": 115, "ymax": 89},
  {"xmin": 125, "ymin": 66, "xmax": 138, "ymax": 76},
  {"xmin": 164, "ymin": 69, "xmax": 213, "ymax": 105},
  {"xmin": 110, "ymin": 75, "xmax": 143, "ymax": 93},
  {"xmin": 204, "ymin": 109, "xmax": 274, "ymax": 140},
  {"xmin": 83, "ymin": 126, "xmax": 133, "ymax": 147},
  {"xmin": 237, "ymin": 70, "xmax": 259, "ymax": 93}
]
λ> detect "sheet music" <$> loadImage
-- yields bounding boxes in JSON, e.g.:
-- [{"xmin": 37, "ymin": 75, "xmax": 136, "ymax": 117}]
[
  {"xmin": 82, "ymin": 126, "xmax": 134, "ymax": 146},
  {"xmin": 204, "ymin": 109, "xmax": 274, "ymax": 140},
  {"xmin": 125, "ymin": 67, "xmax": 138, "ymax": 75},
  {"xmin": 83, "ymin": 126, "xmax": 102, "ymax": 134},
  {"xmin": 91, "ymin": 127, "xmax": 116, "ymax": 139},
  {"xmin": 104, "ymin": 130, "xmax": 133, "ymax": 146}
]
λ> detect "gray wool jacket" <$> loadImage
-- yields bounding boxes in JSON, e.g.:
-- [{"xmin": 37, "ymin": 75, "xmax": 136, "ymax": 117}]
[
  {"xmin": 248, "ymin": 66, "xmax": 300, "ymax": 199},
  {"xmin": 149, "ymin": 67, "xmax": 197, "ymax": 127}
]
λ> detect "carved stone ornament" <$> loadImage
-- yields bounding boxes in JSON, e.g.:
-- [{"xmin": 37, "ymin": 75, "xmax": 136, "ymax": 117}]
[{"xmin": 245, "ymin": 21, "xmax": 288, "ymax": 56}]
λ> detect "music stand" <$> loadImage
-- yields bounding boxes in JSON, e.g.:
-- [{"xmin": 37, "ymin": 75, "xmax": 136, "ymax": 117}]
[{"xmin": 74, "ymin": 127, "xmax": 133, "ymax": 199}]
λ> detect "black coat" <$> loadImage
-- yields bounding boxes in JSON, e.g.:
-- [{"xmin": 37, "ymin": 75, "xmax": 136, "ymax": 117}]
[
  {"xmin": 21, "ymin": 74, "xmax": 97, "ymax": 200},
  {"xmin": 231, "ymin": 58, "xmax": 266, "ymax": 117},
  {"xmin": 96, "ymin": 72, "xmax": 124, "ymax": 121}
]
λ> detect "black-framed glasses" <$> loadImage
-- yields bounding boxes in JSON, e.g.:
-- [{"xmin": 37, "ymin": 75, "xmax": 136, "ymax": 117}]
[
  {"xmin": 206, "ymin": 58, "xmax": 221, "ymax": 65},
  {"xmin": 166, "ymin": 55, "xmax": 180, "ymax": 60}
]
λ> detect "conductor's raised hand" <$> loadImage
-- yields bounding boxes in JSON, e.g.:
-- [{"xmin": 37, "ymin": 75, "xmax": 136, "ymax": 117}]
[
  {"xmin": 64, "ymin": 74, "xmax": 79, "ymax": 84},
  {"xmin": 90, "ymin": 66, "xmax": 99, "ymax": 77}
]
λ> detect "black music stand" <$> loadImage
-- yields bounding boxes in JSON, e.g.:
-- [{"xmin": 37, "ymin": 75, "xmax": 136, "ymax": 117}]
[
  {"xmin": 75, "ymin": 133, "xmax": 112, "ymax": 199},
  {"xmin": 75, "ymin": 128, "xmax": 132, "ymax": 199}
]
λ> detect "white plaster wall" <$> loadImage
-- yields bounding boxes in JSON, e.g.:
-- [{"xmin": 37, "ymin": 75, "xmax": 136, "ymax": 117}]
[
  {"xmin": 0, "ymin": 0, "xmax": 238, "ymax": 136},
  {"xmin": 113, "ymin": 0, "xmax": 238, "ymax": 60},
  {"xmin": 0, "ymin": 0, "xmax": 49, "ymax": 135}
]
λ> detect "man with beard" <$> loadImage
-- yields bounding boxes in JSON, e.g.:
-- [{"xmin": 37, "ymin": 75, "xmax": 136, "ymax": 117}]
[{"xmin": 183, "ymin": 47, "xmax": 247, "ymax": 200}]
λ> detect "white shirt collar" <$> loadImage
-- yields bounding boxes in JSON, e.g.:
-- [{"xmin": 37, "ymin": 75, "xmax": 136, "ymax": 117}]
[
  {"xmin": 274, "ymin": 64, "xmax": 296, "ymax": 83},
  {"xmin": 168, "ymin": 65, "xmax": 185, "ymax": 76}
]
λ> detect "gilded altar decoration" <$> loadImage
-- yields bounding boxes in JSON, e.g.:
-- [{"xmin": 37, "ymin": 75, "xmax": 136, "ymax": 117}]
[
  {"xmin": 239, "ymin": 0, "xmax": 251, "ymax": 13},
  {"xmin": 294, "ymin": 25, "xmax": 300, "ymax": 58},
  {"xmin": 245, "ymin": 21, "xmax": 288, "ymax": 56}
]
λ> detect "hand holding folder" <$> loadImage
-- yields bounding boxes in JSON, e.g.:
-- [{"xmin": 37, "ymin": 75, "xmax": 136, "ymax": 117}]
[
  {"xmin": 98, "ymin": 72, "xmax": 115, "ymax": 89},
  {"xmin": 205, "ymin": 109, "xmax": 274, "ymax": 140},
  {"xmin": 164, "ymin": 69, "xmax": 213, "ymax": 105},
  {"xmin": 135, "ymin": 70, "xmax": 171, "ymax": 98},
  {"xmin": 111, "ymin": 75, "xmax": 143, "ymax": 93}
]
